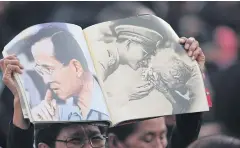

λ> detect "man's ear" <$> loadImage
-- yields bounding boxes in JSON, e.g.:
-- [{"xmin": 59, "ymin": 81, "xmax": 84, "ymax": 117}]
[
  {"xmin": 69, "ymin": 59, "xmax": 83, "ymax": 77},
  {"xmin": 108, "ymin": 133, "xmax": 125, "ymax": 148},
  {"xmin": 38, "ymin": 143, "xmax": 50, "ymax": 148}
]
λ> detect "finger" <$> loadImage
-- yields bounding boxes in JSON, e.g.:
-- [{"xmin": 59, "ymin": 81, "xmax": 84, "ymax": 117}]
[
  {"xmin": 37, "ymin": 102, "xmax": 50, "ymax": 121},
  {"xmin": 41, "ymin": 106, "xmax": 53, "ymax": 120},
  {"xmin": 5, "ymin": 55, "xmax": 17, "ymax": 60},
  {"xmin": 179, "ymin": 37, "xmax": 187, "ymax": 44},
  {"xmin": 53, "ymin": 103, "xmax": 59, "ymax": 120},
  {"xmin": 130, "ymin": 92, "xmax": 145, "ymax": 97},
  {"xmin": 2, "ymin": 73, "xmax": 11, "ymax": 86},
  {"xmin": 196, "ymin": 49, "xmax": 206, "ymax": 71},
  {"xmin": 133, "ymin": 88, "xmax": 152, "ymax": 96},
  {"xmin": 2, "ymin": 65, "xmax": 16, "ymax": 85},
  {"xmin": 44, "ymin": 99, "xmax": 56, "ymax": 116},
  {"xmin": 4, "ymin": 59, "xmax": 24, "ymax": 69},
  {"xmin": 136, "ymin": 80, "xmax": 151, "ymax": 86},
  {"xmin": 135, "ymin": 84, "xmax": 153, "ymax": 93},
  {"xmin": 148, "ymin": 84, "xmax": 155, "ymax": 92},
  {"xmin": 32, "ymin": 108, "xmax": 44, "ymax": 121},
  {"xmin": 52, "ymin": 105, "xmax": 59, "ymax": 121},
  {"xmin": 44, "ymin": 89, "xmax": 53, "ymax": 104},
  {"xmin": 6, "ymin": 64, "xmax": 22, "ymax": 74},
  {"xmin": 196, "ymin": 48, "xmax": 205, "ymax": 62},
  {"xmin": 4, "ymin": 55, "xmax": 18, "ymax": 66},
  {"xmin": 192, "ymin": 47, "xmax": 201, "ymax": 60},
  {"xmin": 44, "ymin": 90, "xmax": 56, "ymax": 117},
  {"xmin": 39, "ymin": 108, "xmax": 49, "ymax": 121},
  {"xmin": 136, "ymin": 91, "xmax": 149, "ymax": 96},
  {"xmin": 129, "ymin": 94, "xmax": 143, "ymax": 100},
  {"xmin": 52, "ymin": 99, "xmax": 58, "ymax": 110},
  {"xmin": 136, "ymin": 83, "xmax": 148, "ymax": 89},
  {"xmin": 2, "ymin": 70, "xmax": 12, "ymax": 84},
  {"xmin": 5, "ymin": 55, "xmax": 19, "ymax": 66},
  {"xmin": 188, "ymin": 40, "xmax": 199, "ymax": 56},
  {"xmin": 184, "ymin": 37, "xmax": 195, "ymax": 50},
  {"xmin": 3, "ymin": 65, "xmax": 22, "ymax": 87},
  {"xmin": 144, "ymin": 83, "xmax": 154, "ymax": 92},
  {"xmin": 0, "ymin": 59, "xmax": 4, "ymax": 71},
  {"xmin": 130, "ymin": 91, "xmax": 149, "ymax": 100}
]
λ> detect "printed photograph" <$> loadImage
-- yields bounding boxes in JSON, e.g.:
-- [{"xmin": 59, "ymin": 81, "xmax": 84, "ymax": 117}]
[
  {"xmin": 85, "ymin": 15, "xmax": 208, "ymax": 121},
  {"xmin": 4, "ymin": 23, "xmax": 110, "ymax": 122}
]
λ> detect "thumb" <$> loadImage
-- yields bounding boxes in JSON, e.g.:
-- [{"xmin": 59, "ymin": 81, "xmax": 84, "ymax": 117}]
[
  {"xmin": 179, "ymin": 37, "xmax": 187, "ymax": 44},
  {"xmin": 196, "ymin": 52, "xmax": 205, "ymax": 72},
  {"xmin": 52, "ymin": 99, "xmax": 59, "ymax": 121},
  {"xmin": 52, "ymin": 99, "xmax": 58, "ymax": 110},
  {"xmin": 44, "ymin": 89, "xmax": 53, "ymax": 104}
]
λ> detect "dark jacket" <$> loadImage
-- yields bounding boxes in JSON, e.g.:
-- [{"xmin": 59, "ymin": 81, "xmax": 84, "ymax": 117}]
[
  {"xmin": 7, "ymin": 112, "xmax": 202, "ymax": 148},
  {"xmin": 168, "ymin": 112, "xmax": 202, "ymax": 148},
  {"xmin": 7, "ymin": 121, "xmax": 34, "ymax": 148}
]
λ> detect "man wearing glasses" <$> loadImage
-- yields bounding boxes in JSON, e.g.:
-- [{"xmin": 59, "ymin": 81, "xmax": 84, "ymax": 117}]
[
  {"xmin": 97, "ymin": 24, "xmax": 203, "ymax": 114},
  {"xmin": 96, "ymin": 25, "xmax": 165, "ymax": 104},
  {"xmin": 97, "ymin": 25, "xmax": 163, "ymax": 81},
  {"xmin": 33, "ymin": 123, "xmax": 108, "ymax": 148},
  {"xmin": 2, "ymin": 35, "xmax": 205, "ymax": 148},
  {"xmin": 0, "ymin": 51, "xmax": 109, "ymax": 148},
  {"xmin": 9, "ymin": 25, "xmax": 110, "ymax": 122}
]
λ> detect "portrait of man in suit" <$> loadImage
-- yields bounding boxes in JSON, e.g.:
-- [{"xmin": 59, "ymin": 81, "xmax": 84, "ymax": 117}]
[{"xmin": 6, "ymin": 24, "xmax": 110, "ymax": 121}]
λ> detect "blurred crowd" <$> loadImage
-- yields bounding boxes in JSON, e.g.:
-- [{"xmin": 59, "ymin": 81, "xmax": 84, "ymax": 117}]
[{"xmin": 1, "ymin": 1, "xmax": 240, "ymax": 147}]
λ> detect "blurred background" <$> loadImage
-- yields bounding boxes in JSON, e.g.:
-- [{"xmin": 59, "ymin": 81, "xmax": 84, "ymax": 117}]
[{"xmin": 1, "ymin": 1, "xmax": 240, "ymax": 147}]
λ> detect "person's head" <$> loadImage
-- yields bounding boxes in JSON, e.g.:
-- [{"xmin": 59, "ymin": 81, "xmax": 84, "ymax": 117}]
[
  {"xmin": 213, "ymin": 62, "xmax": 240, "ymax": 137},
  {"xmin": 199, "ymin": 122, "xmax": 226, "ymax": 138},
  {"xmin": 115, "ymin": 25, "xmax": 163, "ymax": 70},
  {"xmin": 188, "ymin": 135, "xmax": 240, "ymax": 148},
  {"xmin": 108, "ymin": 117, "xmax": 168, "ymax": 148},
  {"xmin": 29, "ymin": 25, "xmax": 89, "ymax": 100},
  {"xmin": 35, "ymin": 123, "xmax": 107, "ymax": 148}
]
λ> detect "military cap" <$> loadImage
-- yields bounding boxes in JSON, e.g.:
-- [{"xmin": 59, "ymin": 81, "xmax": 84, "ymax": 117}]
[{"xmin": 115, "ymin": 25, "xmax": 163, "ymax": 48}]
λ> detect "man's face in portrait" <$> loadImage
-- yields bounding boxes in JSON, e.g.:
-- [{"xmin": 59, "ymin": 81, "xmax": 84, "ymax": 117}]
[
  {"xmin": 122, "ymin": 40, "xmax": 152, "ymax": 70},
  {"xmin": 31, "ymin": 37, "xmax": 84, "ymax": 100}
]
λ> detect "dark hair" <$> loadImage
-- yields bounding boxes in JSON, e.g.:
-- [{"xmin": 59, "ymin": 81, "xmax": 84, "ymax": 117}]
[
  {"xmin": 108, "ymin": 123, "xmax": 136, "ymax": 141},
  {"xmin": 212, "ymin": 62, "xmax": 240, "ymax": 137},
  {"xmin": 34, "ymin": 123, "xmax": 64, "ymax": 148},
  {"xmin": 29, "ymin": 25, "xmax": 89, "ymax": 71},
  {"xmin": 109, "ymin": 117, "xmax": 165, "ymax": 142},
  {"xmin": 8, "ymin": 24, "xmax": 89, "ymax": 71},
  {"xmin": 188, "ymin": 135, "xmax": 240, "ymax": 148},
  {"xmin": 34, "ymin": 122, "xmax": 108, "ymax": 148},
  {"xmin": 108, "ymin": 119, "xmax": 149, "ymax": 141}
]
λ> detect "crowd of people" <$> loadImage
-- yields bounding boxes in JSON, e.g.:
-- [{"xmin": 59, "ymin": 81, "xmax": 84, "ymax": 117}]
[{"xmin": 0, "ymin": 1, "xmax": 240, "ymax": 148}]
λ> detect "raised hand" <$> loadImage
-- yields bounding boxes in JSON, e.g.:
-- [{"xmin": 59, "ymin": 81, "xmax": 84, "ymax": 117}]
[
  {"xmin": 32, "ymin": 89, "xmax": 59, "ymax": 121},
  {"xmin": 129, "ymin": 81, "xmax": 154, "ymax": 101},
  {"xmin": 0, "ymin": 55, "xmax": 30, "ymax": 129},
  {"xmin": 0, "ymin": 55, "xmax": 23, "ymax": 103},
  {"xmin": 179, "ymin": 37, "xmax": 206, "ymax": 72}
]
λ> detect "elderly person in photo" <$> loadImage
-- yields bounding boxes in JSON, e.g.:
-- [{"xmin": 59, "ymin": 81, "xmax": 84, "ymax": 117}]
[
  {"xmin": 98, "ymin": 24, "xmax": 204, "ymax": 114},
  {"xmin": 6, "ymin": 25, "xmax": 109, "ymax": 121}
]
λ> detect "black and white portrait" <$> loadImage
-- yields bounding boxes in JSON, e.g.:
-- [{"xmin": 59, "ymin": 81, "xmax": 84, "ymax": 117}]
[{"xmin": 78, "ymin": 15, "xmax": 208, "ymax": 122}]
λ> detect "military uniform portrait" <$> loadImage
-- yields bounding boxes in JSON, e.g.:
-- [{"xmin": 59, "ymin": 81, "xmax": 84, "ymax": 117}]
[{"xmin": 83, "ymin": 15, "xmax": 209, "ymax": 121}]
